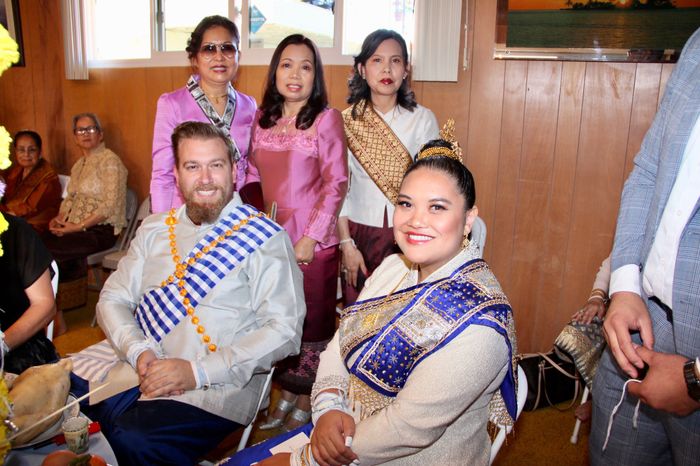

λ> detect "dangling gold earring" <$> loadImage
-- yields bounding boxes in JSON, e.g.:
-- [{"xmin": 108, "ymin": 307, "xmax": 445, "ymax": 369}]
[{"xmin": 462, "ymin": 234, "xmax": 470, "ymax": 249}]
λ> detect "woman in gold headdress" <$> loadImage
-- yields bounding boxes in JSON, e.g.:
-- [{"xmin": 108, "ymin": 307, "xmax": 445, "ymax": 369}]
[{"xmin": 228, "ymin": 138, "xmax": 518, "ymax": 466}]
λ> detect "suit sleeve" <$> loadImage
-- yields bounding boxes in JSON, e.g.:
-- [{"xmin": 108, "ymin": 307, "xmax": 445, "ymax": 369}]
[{"xmin": 611, "ymin": 29, "xmax": 700, "ymax": 278}]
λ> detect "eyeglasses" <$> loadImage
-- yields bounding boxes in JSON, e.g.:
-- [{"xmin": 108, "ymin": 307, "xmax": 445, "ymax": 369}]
[
  {"xmin": 74, "ymin": 126, "xmax": 100, "ymax": 136},
  {"xmin": 16, "ymin": 147, "xmax": 39, "ymax": 154},
  {"xmin": 199, "ymin": 42, "xmax": 238, "ymax": 61}
]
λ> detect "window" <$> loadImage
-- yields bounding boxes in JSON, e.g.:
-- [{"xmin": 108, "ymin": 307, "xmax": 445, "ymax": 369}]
[
  {"xmin": 81, "ymin": 0, "xmax": 414, "ymax": 68},
  {"xmin": 156, "ymin": 0, "xmax": 237, "ymax": 52}
]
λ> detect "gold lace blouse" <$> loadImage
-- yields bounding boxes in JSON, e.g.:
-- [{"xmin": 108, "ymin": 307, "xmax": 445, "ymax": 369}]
[{"xmin": 61, "ymin": 144, "xmax": 128, "ymax": 234}]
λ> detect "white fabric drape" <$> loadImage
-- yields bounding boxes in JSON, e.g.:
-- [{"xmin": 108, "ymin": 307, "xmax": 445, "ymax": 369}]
[
  {"xmin": 412, "ymin": 0, "xmax": 462, "ymax": 82},
  {"xmin": 61, "ymin": 0, "xmax": 89, "ymax": 80}
]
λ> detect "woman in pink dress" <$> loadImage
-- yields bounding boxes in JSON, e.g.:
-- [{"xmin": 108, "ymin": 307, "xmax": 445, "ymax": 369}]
[
  {"xmin": 244, "ymin": 34, "xmax": 347, "ymax": 431},
  {"xmin": 150, "ymin": 15, "xmax": 257, "ymax": 213}
]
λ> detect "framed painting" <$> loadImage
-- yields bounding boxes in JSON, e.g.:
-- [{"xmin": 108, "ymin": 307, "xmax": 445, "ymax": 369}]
[
  {"xmin": 0, "ymin": 0, "xmax": 24, "ymax": 66},
  {"xmin": 495, "ymin": 0, "xmax": 700, "ymax": 62}
]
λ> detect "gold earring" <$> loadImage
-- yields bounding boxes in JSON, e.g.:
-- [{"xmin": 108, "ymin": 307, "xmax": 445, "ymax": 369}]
[{"xmin": 461, "ymin": 234, "xmax": 470, "ymax": 249}]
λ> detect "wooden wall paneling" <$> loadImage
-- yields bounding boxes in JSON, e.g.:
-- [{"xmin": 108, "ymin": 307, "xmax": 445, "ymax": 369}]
[
  {"xmin": 22, "ymin": 0, "xmax": 65, "ymax": 170},
  {"xmin": 324, "ymin": 64, "xmax": 351, "ymax": 111},
  {"xmin": 99, "ymin": 68, "xmax": 151, "ymax": 201},
  {"xmin": 489, "ymin": 60, "xmax": 527, "ymax": 294},
  {"xmin": 464, "ymin": 0, "xmax": 505, "ymax": 252},
  {"xmin": 420, "ymin": 74, "xmax": 473, "ymax": 143},
  {"xmin": 622, "ymin": 64, "xmax": 662, "ymax": 180},
  {"xmin": 0, "ymin": 67, "xmax": 37, "ymax": 147},
  {"xmin": 236, "ymin": 66, "xmax": 268, "ymax": 103},
  {"xmin": 532, "ymin": 61, "xmax": 585, "ymax": 351},
  {"xmin": 0, "ymin": 0, "xmax": 47, "ymax": 164},
  {"xmin": 507, "ymin": 61, "xmax": 562, "ymax": 351},
  {"xmin": 555, "ymin": 63, "xmax": 636, "ymax": 348},
  {"xmin": 61, "ymin": 69, "xmax": 109, "ymax": 171}
]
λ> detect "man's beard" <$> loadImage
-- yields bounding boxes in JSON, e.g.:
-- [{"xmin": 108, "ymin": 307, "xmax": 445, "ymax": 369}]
[{"xmin": 183, "ymin": 183, "xmax": 232, "ymax": 224}]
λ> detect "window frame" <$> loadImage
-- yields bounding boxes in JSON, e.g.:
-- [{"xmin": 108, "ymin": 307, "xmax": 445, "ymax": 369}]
[{"xmin": 86, "ymin": 0, "xmax": 355, "ymax": 68}]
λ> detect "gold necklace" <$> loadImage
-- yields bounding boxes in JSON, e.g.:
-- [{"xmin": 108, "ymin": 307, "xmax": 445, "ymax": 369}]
[
  {"xmin": 205, "ymin": 92, "xmax": 228, "ymax": 104},
  {"xmin": 162, "ymin": 208, "xmax": 264, "ymax": 352},
  {"xmin": 280, "ymin": 114, "xmax": 298, "ymax": 134}
]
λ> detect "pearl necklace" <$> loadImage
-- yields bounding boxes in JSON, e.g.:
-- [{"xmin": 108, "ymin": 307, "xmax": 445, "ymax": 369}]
[{"xmin": 162, "ymin": 208, "xmax": 264, "ymax": 352}]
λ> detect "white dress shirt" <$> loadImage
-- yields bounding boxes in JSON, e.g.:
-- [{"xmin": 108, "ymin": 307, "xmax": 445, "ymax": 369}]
[
  {"xmin": 340, "ymin": 104, "xmax": 439, "ymax": 228},
  {"xmin": 610, "ymin": 115, "xmax": 700, "ymax": 306}
]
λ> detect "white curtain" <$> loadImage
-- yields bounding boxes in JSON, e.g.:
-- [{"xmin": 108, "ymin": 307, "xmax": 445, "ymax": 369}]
[
  {"xmin": 61, "ymin": 0, "xmax": 89, "ymax": 80},
  {"xmin": 412, "ymin": 0, "xmax": 462, "ymax": 82}
]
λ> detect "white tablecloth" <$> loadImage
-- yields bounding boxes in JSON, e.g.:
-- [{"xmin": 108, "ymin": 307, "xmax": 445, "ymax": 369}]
[{"xmin": 5, "ymin": 431, "xmax": 118, "ymax": 466}]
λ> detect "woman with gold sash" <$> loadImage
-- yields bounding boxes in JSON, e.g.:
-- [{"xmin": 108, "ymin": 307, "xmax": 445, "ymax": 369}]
[
  {"xmin": 227, "ymin": 138, "xmax": 518, "ymax": 466},
  {"xmin": 339, "ymin": 29, "xmax": 439, "ymax": 305}
]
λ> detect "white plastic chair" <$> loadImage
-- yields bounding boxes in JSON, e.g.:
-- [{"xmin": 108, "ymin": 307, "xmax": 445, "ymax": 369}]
[
  {"xmin": 47, "ymin": 260, "xmax": 59, "ymax": 341},
  {"xmin": 470, "ymin": 216, "xmax": 487, "ymax": 258},
  {"xmin": 570, "ymin": 385, "xmax": 590, "ymax": 444},
  {"xmin": 101, "ymin": 196, "xmax": 151, "ymax": 271},
  {"xmin": 58, "ymin": 174, "xmax": 70, "ymax": 199},
  {"xmin": 489, "ymin": 364, "xmax": 528, "ymax": 464},
  {"xmin": 87, "ymin": 188, "xmax": 138, "ymax": 291},
  {"xmin": 237, "ymin": 368, "xmax": 276, "ymax": 452}
]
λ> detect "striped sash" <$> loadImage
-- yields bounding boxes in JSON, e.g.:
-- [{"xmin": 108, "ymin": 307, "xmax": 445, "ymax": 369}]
[{"xmin": 134, "ymin": 205, "xmax": 281, "ymax": 342}]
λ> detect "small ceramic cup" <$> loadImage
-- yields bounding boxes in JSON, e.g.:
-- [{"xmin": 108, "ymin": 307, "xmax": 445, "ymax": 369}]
[{"xmin": 61, "ymin": 416, "xmax": 89, "ymax": 454}]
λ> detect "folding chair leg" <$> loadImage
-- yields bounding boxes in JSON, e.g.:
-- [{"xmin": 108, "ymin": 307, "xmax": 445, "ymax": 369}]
[{"xmin": 570, "ymin": 385, "xmax": 590, "ymax": 444}]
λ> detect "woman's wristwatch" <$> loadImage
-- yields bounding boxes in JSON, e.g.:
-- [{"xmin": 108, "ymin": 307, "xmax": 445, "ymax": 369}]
[{"xmin": 684, "ymin": 357, "xmax": 700, "ymax": 401}]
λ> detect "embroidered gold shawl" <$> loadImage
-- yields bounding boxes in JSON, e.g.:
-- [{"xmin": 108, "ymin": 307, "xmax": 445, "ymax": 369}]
[{"xmin": 342, "ymin": 100, "xmax": 413, "ymax": 203}]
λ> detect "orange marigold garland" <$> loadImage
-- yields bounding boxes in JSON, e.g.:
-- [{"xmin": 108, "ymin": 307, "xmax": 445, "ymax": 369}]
[{"xmin": 163, "ymin": 209, "xmax": 263, "ymax": 352}]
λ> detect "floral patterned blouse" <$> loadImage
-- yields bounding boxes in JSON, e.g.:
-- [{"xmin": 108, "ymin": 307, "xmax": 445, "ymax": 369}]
[{"xmin": 61, "ymin": 144, "xmax": 128, "ymax": 234}]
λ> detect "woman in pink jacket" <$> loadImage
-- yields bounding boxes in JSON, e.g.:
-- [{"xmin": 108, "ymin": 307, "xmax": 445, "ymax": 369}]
[
  {"xmin": 150, "ymin": 15, "xmax": 257, "ymax": 213},
  {"xmin": 245, "ymin": 34, "xmax": 347, "ymax": 431}
]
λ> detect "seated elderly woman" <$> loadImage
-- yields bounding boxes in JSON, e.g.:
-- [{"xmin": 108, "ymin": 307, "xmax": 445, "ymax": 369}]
[
  {"xmin": 42, "ymin": 113, "xmax": 127, "ymax": 333},
  {"xmin": 0, "ymin": 130, "xmax": 62, "ymax": 233},
  {"xmin": 228, "ymin": 136, "xmax": 518, "ymax": 466},
  {"xmin": 0, "ymin": 208, "xmax": 59, "ymax": 373}
]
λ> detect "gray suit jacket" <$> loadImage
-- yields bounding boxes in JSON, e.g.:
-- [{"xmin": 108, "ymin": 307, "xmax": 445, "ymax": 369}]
[{"xmin": 611, "ymin": 27, "xmax": 700, "ymax": 358}]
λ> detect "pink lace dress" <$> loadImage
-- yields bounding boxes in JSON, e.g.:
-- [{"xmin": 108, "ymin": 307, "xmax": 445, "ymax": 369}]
[{"xmin": 245, "ymin": 107, "xmax": 347, "ymax": 393}]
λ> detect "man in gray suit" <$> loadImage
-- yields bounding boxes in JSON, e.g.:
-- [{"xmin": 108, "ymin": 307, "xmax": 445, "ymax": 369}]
[{"xmin": 590, "ymin": 28, "xmax": 700, "ymax": 465}]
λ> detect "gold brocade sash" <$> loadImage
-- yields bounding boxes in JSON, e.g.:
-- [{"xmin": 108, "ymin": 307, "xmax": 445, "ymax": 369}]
[{"xmin": 342, "ymin": 101, "xmax": 413, "ymax": 203}]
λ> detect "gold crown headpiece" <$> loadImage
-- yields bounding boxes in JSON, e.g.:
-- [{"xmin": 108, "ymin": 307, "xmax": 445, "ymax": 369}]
[{"xmin": 416, "ymin": 119, "xmax": 463, "ymax": 163}]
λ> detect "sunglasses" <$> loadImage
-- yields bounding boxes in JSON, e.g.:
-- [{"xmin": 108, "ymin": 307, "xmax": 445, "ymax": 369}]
[
  {"xmin": 74, "ymin": 126, "xmax": 100, "ymax": 136},
  {"xmin": 199, "ymin": 42, "xmax": 238, "ymax": 61}
]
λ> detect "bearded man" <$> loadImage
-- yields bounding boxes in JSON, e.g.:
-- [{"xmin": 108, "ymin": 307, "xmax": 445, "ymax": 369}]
[{"xmin": 69, "ymin": 121, "xmax": 306, "ymax": 465}]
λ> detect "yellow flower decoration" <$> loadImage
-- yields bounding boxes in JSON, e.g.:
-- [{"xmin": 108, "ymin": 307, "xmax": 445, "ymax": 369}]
[
  {"xmin": 0, "ymin": 126, "xmax": 11, "ymax": 170},
  {"xmin": 0, "ymin": 24, "xmax": 18, "ymax": 258},
  {"xmin": 0, "ymin": 25, "xmax": 19, "ymax": 74},
  {"xmin": 0, "ymin": 213, "xmax": 6, "ymax": 256}
]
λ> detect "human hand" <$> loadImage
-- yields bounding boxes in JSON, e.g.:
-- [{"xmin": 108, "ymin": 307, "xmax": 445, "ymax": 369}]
[
  {"xmin": 310, "ymin": 410, "xmax": 357, "ymax": 466},
  {"xmin": 139, "ymin": 358, "xmax": 195, "ymax": 398},
  {"xmin": 136, "ymin": 350, "xmax": 158, "ymax": 381},
  {"xmin": 257, "ymin": 453, "xmax": 291, "ymax": 466},
  {"xmin": 295, "ymin": 236, "xmax": 317, "ymax": 265},
  {"xmin": 49, "ymin": 220, "xmax": 82, "ymax": 236},
  {"xmin": 628, "ymin": 346, "xmax": 700, "ymax": 416},
  {"xmin": 603, "ymin": 292, "xmax": 654, "ymax": 378},
  {"xmin": 572, "ymin": 298, "xmax": 607, "ymax": 324},
  {"xmin": 341, "ymin": 244, "xmax": 367, "ymax": 289}
]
